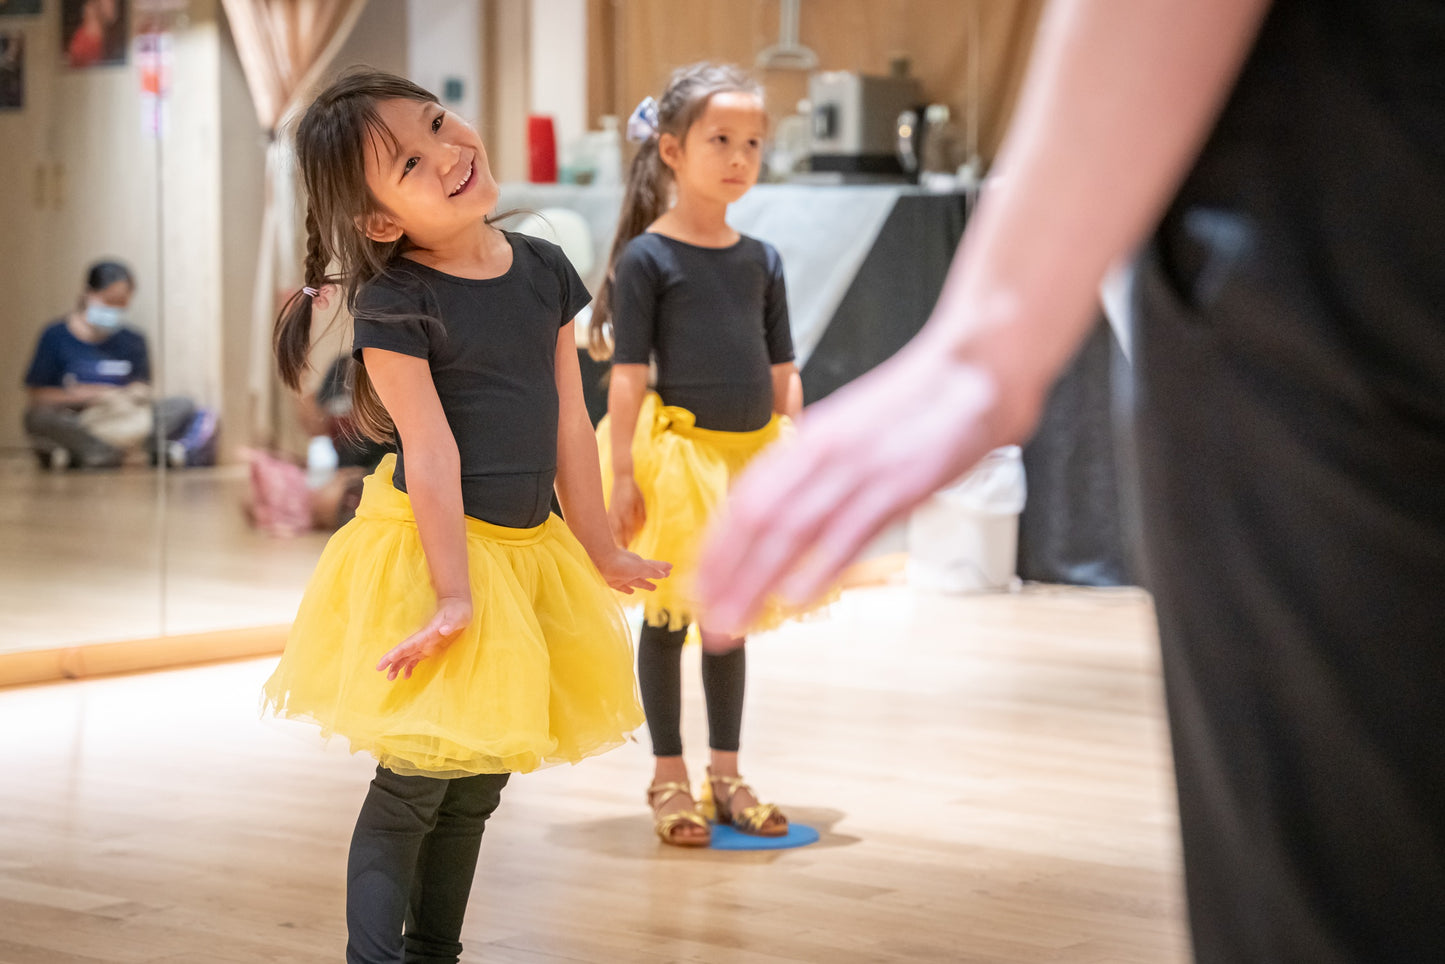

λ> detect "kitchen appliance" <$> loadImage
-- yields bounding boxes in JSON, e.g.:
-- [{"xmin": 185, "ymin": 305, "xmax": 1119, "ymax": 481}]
[
  {"xmin": 809, "ymin": 70, "xmax": 922, "ymax": 177},
  {"xmin": 896, "ymin": 107, "xmax": 923, "ymax": 179},
  {"xmin": 899, "ymin": 103, "xmax": 967, "ymax": 187}
]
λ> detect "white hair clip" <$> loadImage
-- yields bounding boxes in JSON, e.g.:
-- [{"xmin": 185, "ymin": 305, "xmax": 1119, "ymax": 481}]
[
  {"xmin": 626, "ymin": 96, "xmax": 660, "ymax": 143},
  {"xmin": 302, "ymin": 286, "xmax": 319, "ymax": 298}
]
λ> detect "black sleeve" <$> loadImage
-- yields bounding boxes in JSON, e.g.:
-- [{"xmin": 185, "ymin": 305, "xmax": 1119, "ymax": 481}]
[
  {"xmin": 762, "ymin": 243, "xmax": 796, "ymax": 365},
  {"xmin": 351, "ymin": 277, "xmax": 433, "ymax": 361},
  {"xmin": 610, "ymin": 240, "xmax": 660, "ymax": 365},
  {"xmin": 551, "ymin": 244, "xmax": 593, "ymax": 328}
]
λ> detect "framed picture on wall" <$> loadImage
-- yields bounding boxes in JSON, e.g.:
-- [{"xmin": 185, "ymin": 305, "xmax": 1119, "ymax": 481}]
[
  {"xmin": 0, "ymin": 31, "xmax": 22, "ymax": 109},
  {"xmin": 0, "ymin": 1, "xmax": 43, "ymax": 18},
  {"xmin": 62, "ymin": 0, "xmax": 126, "ymax": 67}
]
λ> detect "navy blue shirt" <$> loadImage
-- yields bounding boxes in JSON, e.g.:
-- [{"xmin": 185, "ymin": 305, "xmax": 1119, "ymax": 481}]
[
  {"xmin": 352, "ymin": 232, "xmax": 591, "ymax": 529},
  {"xmin": 611, "ymin": 233, "xmax": 794, "ymax": 432},
  {"xmin": 24, "ymin": 320, "xmax": 151, "ymax": 389}
]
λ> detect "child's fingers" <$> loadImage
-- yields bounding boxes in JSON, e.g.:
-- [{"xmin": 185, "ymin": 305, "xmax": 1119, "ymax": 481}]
[
  {"xmin": 377, "ymin": 639, "xmax": 419, "ymax": 672},
  {"xmin": 387, "ymin": 652, "xmax": 425, "ymax": 682},
  {"xmin": 377, "ymin": 626, "xmax": 442, "ymax": 675}
]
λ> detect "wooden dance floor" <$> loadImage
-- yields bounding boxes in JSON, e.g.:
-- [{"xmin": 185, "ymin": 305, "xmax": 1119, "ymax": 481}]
[{"xmin": 0, "ymin": 585, "xmax": 1187, "ymax": 963}]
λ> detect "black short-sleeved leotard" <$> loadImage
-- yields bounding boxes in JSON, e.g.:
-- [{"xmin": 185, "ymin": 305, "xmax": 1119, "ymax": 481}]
[
  {"xmin": 610, "ymin": 232, "xmax": 795, "ymax": 432},
  {"xmin": 352, "ymin": 231, "xmax": 591, "ymax": 528}
]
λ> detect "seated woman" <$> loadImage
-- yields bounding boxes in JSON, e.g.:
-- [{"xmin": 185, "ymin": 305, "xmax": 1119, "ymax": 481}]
[{"xmin": 22, "ymin": 260, "xmax": 196, "ymax": 469}]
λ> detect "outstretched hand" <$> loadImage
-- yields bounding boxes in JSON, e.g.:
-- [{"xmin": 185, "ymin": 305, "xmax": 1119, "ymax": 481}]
[
  {"xmin": 376, "ymin": 595, "xmax": 472, "ymax": 681},
  {"xmin": 697, "ymin": 343, "xmax": 1020, "ymax": 636},
  {"xmin": 594, "ymin": 546, "xmax": 671, "ymax": 595}
]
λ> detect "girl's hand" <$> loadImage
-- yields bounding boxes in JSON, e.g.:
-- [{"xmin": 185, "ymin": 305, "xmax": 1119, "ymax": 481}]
[
  {"xmin": 594, "ymin": 546, "xmax": 671, "ymax": 595},
  {"xmin": 607, "ymin": 474, "xmax": 647, "ymax": 548},
  {"xmin": 376, "ymin": 595, "xmax": 473, "ymax": 681}
]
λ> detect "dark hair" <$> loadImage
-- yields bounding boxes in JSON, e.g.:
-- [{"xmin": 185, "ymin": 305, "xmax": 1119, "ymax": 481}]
[
  {"xmin": 77, "ymin": 259, "xmax": 134, "ymax": 311},
  {"xmin": 273, "ymin": 67, "xmax": 445, "ymax": 443},
  {"xmin": 588, "ymin": 62, "xmax": 763, "ymax": 361},
  {"xmin": 85, "ymin": 259, "xmax": 134, "ymax": 293}
]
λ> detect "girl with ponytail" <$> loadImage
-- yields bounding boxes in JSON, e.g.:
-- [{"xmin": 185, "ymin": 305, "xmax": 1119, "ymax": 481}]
[
  {"xmin": 261, "ymin": 67, "xmax": 667, "ymax": 962},
  {"xmin": 593, "ymin": 63, "xmax": 808, "ymax": 848}
]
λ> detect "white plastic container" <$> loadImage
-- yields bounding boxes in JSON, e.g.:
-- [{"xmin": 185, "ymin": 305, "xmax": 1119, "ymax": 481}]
[
  {"xmin": 591, "ymin": 115, "xmax": 623, "ymax": 186},
  {"xmin": 907, "ymin": 445, "xmax": 1026, "ymax": 593},
  {"xmin": 306, "ymin": 435, "xmax": 339, "ymax": 489}
]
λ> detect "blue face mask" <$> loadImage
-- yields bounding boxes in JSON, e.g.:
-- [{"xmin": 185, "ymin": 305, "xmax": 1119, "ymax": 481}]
[{"xmin": 86, "ymin": 303, "xmax": 128, "ymax": 330}]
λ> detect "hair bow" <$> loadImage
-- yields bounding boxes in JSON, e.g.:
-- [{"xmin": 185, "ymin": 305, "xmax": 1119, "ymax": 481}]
[{"xmin": 626, "ymin": 96, "xmax": 660, "ymax": 143}]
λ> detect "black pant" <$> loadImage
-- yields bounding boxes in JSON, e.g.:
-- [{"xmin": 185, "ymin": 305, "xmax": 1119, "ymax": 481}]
[
  {"xmin": 637, "ymin": 623, "xmax": 745, "ymax": 757},
  {"xmin": 1132, "ymin": 239, "xmax": 1445, "ymax": 962},
  {"xmin": 346, "ymin": 766, "xmax": 510, "ymax": 964}
]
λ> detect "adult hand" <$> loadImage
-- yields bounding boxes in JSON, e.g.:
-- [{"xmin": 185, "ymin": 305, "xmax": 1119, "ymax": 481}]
[{"xmin": 697, "ymin": 340, "xmax": 1026, "ymax": 636}]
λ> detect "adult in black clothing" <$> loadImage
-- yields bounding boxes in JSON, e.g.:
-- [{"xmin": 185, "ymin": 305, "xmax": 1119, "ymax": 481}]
[{"xmin": 700, "ymin": 2, "xmax": 1445, "ymax": 961}]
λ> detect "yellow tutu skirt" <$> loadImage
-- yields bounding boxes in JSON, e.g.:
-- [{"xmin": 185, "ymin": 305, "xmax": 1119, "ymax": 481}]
[
  {"xmin": 262, "ymin": 455, "xmax": 643, "ymax": 778},
  {"xmin": 598, "ymin": 392, "xmax": 817, "ymax": 634}
]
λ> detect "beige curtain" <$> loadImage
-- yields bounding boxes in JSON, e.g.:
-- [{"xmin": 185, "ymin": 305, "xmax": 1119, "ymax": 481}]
[
  {"xmin": 221, "ymin": 0, "xmax": 368, "ymax": 445},
  {"xmin": 973, "ymin": 0, "xmax": 1046, "ymax": 163}
]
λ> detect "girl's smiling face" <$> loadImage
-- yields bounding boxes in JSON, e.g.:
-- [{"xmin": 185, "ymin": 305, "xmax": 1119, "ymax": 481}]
[
  {"xmin": 360, "ymin": 98, "xmax": 499, "ymax": 245},
  {"xmin": 662, "ymin": 91, "xmax": 767, "ymax": 205}
]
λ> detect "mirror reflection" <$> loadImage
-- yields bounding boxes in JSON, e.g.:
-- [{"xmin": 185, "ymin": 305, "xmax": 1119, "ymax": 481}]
[{"xmin": 2, "ymin": 0, "xmax": 1066, "ymax": 681}]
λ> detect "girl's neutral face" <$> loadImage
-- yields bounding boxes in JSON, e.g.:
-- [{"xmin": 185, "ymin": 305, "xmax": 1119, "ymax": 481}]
[
  {"xmin": 669, "ymin": 91, "xmax": 767, "ymax": 205},
  {"xmin": 362, "ymin": 98, "xmax": 499, "ymax": 242}
]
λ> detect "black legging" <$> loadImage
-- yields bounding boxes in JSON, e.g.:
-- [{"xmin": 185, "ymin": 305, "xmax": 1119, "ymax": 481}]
[
  {"xmin": 346, "ymin": 766, "xmax": 509, "ymax": 964},
  {"xmin": 637, "ymin": 622, "xmax": 745, "ymax": 757}
]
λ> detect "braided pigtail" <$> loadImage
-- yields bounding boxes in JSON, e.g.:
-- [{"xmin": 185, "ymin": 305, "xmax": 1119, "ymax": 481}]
[{"xmin": 274, "ymin": 205, "xmax": 332, "ymax": 392}]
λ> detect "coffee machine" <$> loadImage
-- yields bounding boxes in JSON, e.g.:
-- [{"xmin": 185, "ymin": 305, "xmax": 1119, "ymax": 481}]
[{"xmin": 808, "ymin": 70, "xmax": 922, "ymax": 178}]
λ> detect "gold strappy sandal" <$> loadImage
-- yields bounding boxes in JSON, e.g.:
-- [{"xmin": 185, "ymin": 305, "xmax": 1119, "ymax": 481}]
[
  {"xmin": 699, "ymin": 768, "xmax": 789, "ymax": 837},
  {"xmin": 646, "ymin": 781, "xmax": 711, "ymax": 848}
]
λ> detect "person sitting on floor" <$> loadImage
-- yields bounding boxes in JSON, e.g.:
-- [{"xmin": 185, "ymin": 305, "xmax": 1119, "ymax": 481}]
[{"xmin": 22, "ymin": 259, "xmax": 197, "ymax": 470}]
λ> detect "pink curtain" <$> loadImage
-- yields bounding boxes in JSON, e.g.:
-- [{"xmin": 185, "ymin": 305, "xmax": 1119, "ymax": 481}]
[{"xmin": 221, "ymin": 0, "xmax": 368, "ymax": 444}]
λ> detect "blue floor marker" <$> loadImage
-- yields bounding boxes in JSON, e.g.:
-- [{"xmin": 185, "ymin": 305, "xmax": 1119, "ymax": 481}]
[{"xmin": 709, "ymin": 822, "xmax": 821, "ymax": 851}]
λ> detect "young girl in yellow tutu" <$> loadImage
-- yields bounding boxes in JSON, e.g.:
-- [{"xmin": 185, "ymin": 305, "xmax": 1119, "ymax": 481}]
[
  {"xmin": 590, "ymin": 63, "xmax": 802, "ymax": 847},
  {"xmin": 262, "ymin": 69, "xmax": 668, "ymax": 963}
]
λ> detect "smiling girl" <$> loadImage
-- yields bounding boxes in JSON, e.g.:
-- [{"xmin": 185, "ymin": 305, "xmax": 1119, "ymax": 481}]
[{"xmin": 261, "ymin": 69, "xmax": 668, "ymax": 963}]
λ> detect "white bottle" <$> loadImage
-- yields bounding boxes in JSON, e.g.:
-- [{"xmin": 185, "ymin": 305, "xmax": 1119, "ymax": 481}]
[
  {"xmin": 306, "ymin": 435, "xmax": 339, "ymax": 488},
  {"xmin": 769, "ymin": 99, "xmax": 812, "ymax": 180},
  {"xmin": 591, "ymin": 115, "xmax": 623, "ymax": 187}
]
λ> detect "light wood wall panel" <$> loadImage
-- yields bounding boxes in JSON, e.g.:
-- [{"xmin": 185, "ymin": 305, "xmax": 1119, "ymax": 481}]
[
  {"xmin": 484, "ymin": 0, "xmax": 534, "ymax": 183},
  {"xmin": 590, "ymin": 0, "xmax": 1044, "ymax": 164}
]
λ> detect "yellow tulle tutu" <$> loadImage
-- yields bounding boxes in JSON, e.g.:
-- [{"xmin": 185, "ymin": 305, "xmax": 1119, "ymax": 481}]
[
  {"xmin": 599, "ymin": 392, "xmax": 821, "ymax": 634},
  {"xmin": 262, "ymin": 455, "xmax": 643, "ymax": 778}
]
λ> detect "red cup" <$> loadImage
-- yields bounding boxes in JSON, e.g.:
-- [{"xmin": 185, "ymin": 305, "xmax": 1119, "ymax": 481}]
[{"xmin": 528, "ymin": 114, "xmax": 558, "ymax": 183}]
